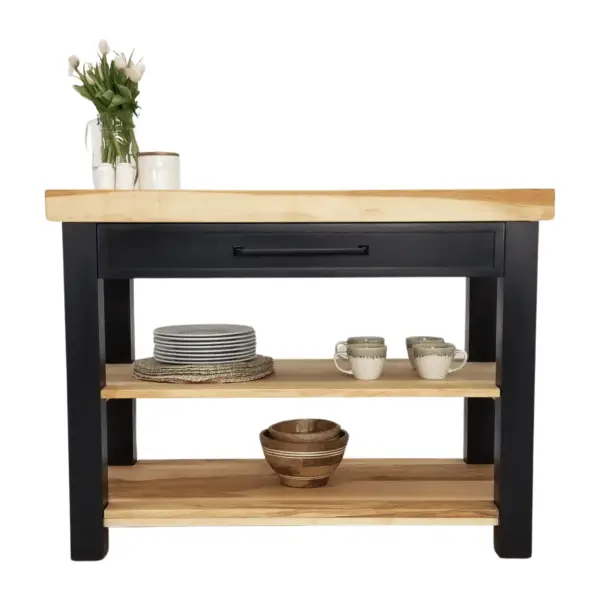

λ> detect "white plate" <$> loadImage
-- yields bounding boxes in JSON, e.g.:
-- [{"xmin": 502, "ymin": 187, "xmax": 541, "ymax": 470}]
[
  {"xmin": 155, "ymin": 346, "xmax": 256, "ymax": 356},
  {"xmin": 153, "ymin": 345, "xmax": 256, "ymax": 357},
  {"xmin": 154, "ymin": 343, "xmax": 256, "ymax": 352},
  {"xmin": 154, "ymin": 348, "xmax": 256, "ymax": 360},
  {"xmin": 154, "ymin": 338, "xmax": 256, "ymax": 348},
  {"xmin": 153, "ymin": 324, "xmax": 254, "ymax": 338},
  {"xmin": 154, "ymin": 331, "xmax": 256, "ymax": 341},
  {"xmin": 153, "ymin": 353, "xmax": 256, "ymax": 365},
  {"xmin": 154, "ymin": 336, "xmax": 256, "ymax": 347}
]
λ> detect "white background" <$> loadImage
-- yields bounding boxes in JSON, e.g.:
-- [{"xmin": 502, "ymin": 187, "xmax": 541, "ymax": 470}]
[{"xmin": 1, "ymin": 0, "xmax": 599, "ymax": 597}]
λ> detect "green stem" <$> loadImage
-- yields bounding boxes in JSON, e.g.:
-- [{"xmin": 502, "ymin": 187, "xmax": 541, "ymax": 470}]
[{"xmin": 98, "ymin": 113, "xmax": 137, "ymax": 167}]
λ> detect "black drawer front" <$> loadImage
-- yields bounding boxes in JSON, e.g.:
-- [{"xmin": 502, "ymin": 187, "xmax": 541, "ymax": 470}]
[{"xmin": 98, "ymin": 223, "xmax": 504, "ymax": 278}]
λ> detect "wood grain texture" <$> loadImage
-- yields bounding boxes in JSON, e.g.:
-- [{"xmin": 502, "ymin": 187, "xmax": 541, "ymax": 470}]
[
  {"xmin": 103, "ymin": 360, "xmax": 499, "ymax": 399},
  {"xmin": 45, "ymin": 189, "xmax": 554, "ymax": 223},
  {"xmin": 105, "ymin": 459, "xmax": 497, "ymax": 526}
]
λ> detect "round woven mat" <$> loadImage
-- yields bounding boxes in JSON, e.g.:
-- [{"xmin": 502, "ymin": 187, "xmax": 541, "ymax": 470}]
[{"xmin": 133, "ymin": 355, "xmax": 275, "ymax": 384}]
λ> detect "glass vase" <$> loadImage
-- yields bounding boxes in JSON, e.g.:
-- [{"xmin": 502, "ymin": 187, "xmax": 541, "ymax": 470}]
[{"xmin": 86, "ymin": 116, "xmax": 138, "ymax": 188}]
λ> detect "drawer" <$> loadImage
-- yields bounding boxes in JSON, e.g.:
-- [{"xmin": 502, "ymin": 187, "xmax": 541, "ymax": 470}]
[{"xmin": 97, "ymin": 223, "xmax": 504, "ymax": 278}]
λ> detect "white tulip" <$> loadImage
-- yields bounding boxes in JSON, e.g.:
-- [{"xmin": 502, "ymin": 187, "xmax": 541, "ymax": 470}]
[
  {"xmin": 99, "ymin": 39, "xmax": 110, "ymax": 54},
  {"xmin": 68, "ymin": 55, "xmax": 80, "ymax": 69},
  {"xmin": 115, "ymin": 54, "xmax": 127, "ymax": 71},
  {"xmin": 137, "ymin": 62, "xmax": 146, "ymax": 76},
  {"xmin": 86, "ymin": 73, "xmax": 96, "ymax": 85},
  {"xmin": 125, "ymin": 65, "xmax": 143, "ymax": 83}
]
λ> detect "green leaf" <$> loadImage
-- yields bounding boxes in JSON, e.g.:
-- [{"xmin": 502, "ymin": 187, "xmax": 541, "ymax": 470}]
[
  {"xmin": 116, "ymin": 84, "xmax": 132, "ymax": 101},
  {"xmin": 101, "ymin": 89, "xmax": 115, "ymax": 102},
  {"xmin": 73, "ymin": 85, "xmax": 92, "ymax": 100},
  {"xmin": 110, "ymin": 94, "xmax": 125, "ymax": 106}
]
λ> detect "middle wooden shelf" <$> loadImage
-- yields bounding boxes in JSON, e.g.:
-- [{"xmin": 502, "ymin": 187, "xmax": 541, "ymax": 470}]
[{"xmin": 103, "ymin": 359, "xmax": 498, "ymax": 399}]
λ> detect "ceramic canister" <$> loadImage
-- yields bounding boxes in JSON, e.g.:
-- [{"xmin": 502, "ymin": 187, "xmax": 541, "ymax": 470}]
[{"xmin": 138, "ymin": 152, "xmax": 180, "ymax": 189}]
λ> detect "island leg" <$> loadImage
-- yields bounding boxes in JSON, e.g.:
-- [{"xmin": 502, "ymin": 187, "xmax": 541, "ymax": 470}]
[
  {"xmin": 63, "ymin": 223, "xmax": 108, "ymax": 560},
  {"xmin": 104, "ymin": 279, "xmax": 137, "ymax": 465},
  {"xmin": 463, "ymin": 277, "xmax": 496, "ymax": 464},
  {"xmin": 494, "ymin": 222, "xmax": 538, "ymax": 558}
]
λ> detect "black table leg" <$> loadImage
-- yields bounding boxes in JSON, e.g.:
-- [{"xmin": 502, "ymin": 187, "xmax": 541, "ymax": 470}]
[
  {"xmin": 104, "ymin": 279, "xmax": 137, "ymax": 465},
  {"xmin": 463, "ymin": 278, "xmax": 496, "ymax": 464},
  {"xmin": 62, "ymin": 224, "xmax": 108, "ymax": 561},
  {"xmin": 494, "ymin": 222, "xmax": 538, "ymax": 558}
]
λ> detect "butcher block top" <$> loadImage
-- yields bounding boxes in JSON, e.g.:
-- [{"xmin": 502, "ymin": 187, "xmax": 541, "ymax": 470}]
[{"xmin": 45, "ymin": 189, "xmax": 555, "ymax": 223}]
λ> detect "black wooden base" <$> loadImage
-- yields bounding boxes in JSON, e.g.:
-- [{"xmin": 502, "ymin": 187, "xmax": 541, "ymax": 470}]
[
  {"xmin": 61, "ymin": 221, "xmax": 537, "ymax": 560},
  {"xmin": 464, "ymin": 277, "xmax": 496, "ymax": 464},
  {"xmin": 104, "ymin": 279, "xmax": 137, "ymax": 465}
]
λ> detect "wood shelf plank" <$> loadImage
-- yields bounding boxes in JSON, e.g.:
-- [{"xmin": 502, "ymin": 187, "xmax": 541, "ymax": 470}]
[
  {"xmin": 106, "ymin": 458, "xmax": 497, "ymax": 527},
  {"xmin": 45, "ymin": 189, "xmax": 555, "ymax": 223},
  {"xmin": 103, "ymin": 360, "xmax": 499, "ymax": 399}
]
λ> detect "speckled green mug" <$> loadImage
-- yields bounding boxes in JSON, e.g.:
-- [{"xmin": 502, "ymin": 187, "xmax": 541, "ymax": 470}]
[
  {"xmin": 412, "ymin": 342, "xmax": 468, "ymax": 380},
  {"xmin": 335, "ymin": 336, "xmax": 385, "ymax": 355},
  {"xmin": 405, "ymin": 336, "xmax": 445, "ymax": 369},
  {"xmin": 334, "ymin": 344, "xmax": 388, "ymax": 380}
]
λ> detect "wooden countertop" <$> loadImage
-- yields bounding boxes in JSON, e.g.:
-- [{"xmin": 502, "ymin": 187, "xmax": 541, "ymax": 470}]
[{"xmin": 45, "ymin": 189, "xmax": 555, "ymax": 223}]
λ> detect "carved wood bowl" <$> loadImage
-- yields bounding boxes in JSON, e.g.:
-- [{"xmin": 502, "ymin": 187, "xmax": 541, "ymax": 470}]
[
  {"xmin": 268, "ymin": 419, "xmax": 341, "ymax": 443},
  {"xmin": 260, "ymin": 428, "xmax": 349, "ymax": 488}
]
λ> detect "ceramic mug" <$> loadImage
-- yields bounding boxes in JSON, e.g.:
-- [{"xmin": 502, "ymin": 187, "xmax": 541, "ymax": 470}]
[
  {"xmin": 334, "ymin": 344, "xmax": 387, "ymax": 380},
  {"xmin": 412, "ymin": 342, "xmax": 468, "ymax": 380},
  {"xmin": 405, "ymin": 336, "xmax": 445, "ymax": 369},
  {"xmin": 335, "ymin": 336, "xmax": 385, "ymax": 355}
]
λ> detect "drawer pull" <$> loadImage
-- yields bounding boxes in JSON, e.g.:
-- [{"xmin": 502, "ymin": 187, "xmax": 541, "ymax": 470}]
[{"xmin": 233, "ymin": 245, "xmax": 369, "ymax": 257}]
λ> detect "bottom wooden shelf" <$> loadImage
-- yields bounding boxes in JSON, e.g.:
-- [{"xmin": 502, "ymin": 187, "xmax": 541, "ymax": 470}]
[{"xmin": 106, "ymin": 459, "xmax": 497, "ymax": 527}]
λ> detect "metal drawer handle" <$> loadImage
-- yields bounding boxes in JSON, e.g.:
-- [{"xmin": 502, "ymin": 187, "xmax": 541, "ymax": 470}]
[{"xmin": 233, "ymin": 245, "xmax": 369, "ymax": 257}]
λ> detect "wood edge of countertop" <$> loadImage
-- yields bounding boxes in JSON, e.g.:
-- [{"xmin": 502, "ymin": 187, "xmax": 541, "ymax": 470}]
[{"xmin": 45, "ymin": 189, "xmax": 555, "ymax": 223}]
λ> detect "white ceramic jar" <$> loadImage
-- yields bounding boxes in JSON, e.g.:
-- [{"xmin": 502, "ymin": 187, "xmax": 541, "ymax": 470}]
[{"xmin": 138, "ymin": 152, "xmax": 180, "ymax": 189}]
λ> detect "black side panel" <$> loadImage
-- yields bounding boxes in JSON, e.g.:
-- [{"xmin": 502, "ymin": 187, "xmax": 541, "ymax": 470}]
[{"xmin": 62, "ymin": 223, "xmax": 108, "ymax": 561}]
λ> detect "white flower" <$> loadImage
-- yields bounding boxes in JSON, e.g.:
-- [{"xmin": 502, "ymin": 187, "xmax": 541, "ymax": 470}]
[
  {"xmin": 68, "ymin": 55, "xmax": 80, "ymax": 69},
  {"xmin": 99, "ymin": 39, "xmax": 110, "ymax": 54},
  {"xmin": 86, "ymin": 73, "xmax": 96, "ymax": 85},
  {"xmin": 115, "ymin": 54, "xmax": 127, "ymax": 70},
  {"xmin": 125, "ymin": 65, "xmax": 143, "ymax": 83},
  {"xmin": 137, "ymin": 62, "xmax": 146, "ymax": 76}
]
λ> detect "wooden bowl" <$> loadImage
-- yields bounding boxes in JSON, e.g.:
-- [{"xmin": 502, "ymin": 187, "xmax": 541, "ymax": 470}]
[
  {"xmin": 268, "ymin": 419, "xmax": 341, "ymax": 443},
  {"xmin": 259, "ymin": 429, "xmax": 349, "ymax": 488}
]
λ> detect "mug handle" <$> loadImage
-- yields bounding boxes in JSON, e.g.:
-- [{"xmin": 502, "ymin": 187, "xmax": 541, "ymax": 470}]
[
  {"xmin": 334, "ymin": 352, "xmax": 353, "ymax": 375},
  {"xmin": 335, "ymin": 341, "xmax": 348, "ymax": 354},
  {"xmin": 449, "ymin": 350, "xmax": 468, "ymax": 373}
]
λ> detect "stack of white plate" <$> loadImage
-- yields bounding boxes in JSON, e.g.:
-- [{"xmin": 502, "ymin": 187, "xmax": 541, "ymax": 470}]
[{"xmin": 153, "ymin": 324, "xmax": 256, "ymax": 364}]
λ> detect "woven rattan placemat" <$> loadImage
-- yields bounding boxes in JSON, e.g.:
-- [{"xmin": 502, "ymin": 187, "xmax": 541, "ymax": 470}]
[{"xmin": 133, "ymin": 355, "xmax": 275, "ymax": 384}]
